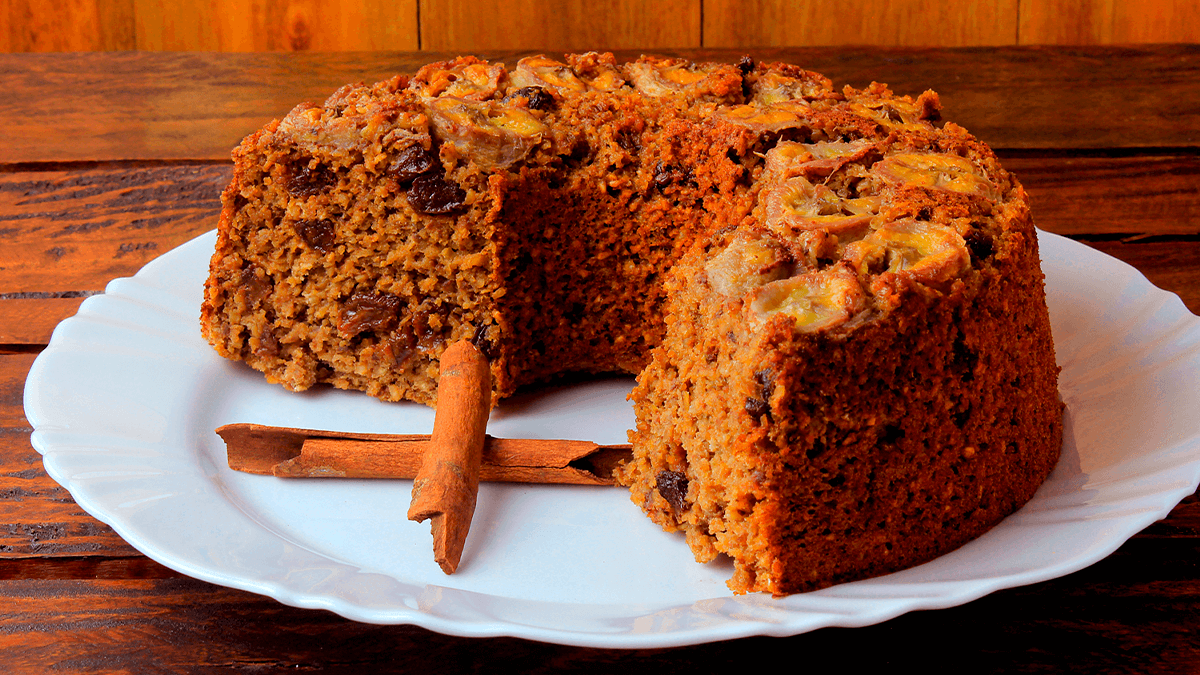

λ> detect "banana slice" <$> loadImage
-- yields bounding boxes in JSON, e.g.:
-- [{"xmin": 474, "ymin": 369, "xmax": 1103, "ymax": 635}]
[
  {"xmin": 843, "ymin": 220, "xmax": 970, "ymax": 284},
  {"xmin": 425, "ymin": 96, "xmax": 547, "ymax": 169},
  {"xmin": 747, "ymin": 266, "xmax": 866, "ymax": 332},
  {"xmin": 411, "ymin": 57, "xmax": 506, "ymax": 101},
  {"xmin": 874, "ymin": 152, "xmax": 997, "ymax": 200},
  {"xmin": 705, "ymin": 234, "xmax": 791, "ymax": 299}
]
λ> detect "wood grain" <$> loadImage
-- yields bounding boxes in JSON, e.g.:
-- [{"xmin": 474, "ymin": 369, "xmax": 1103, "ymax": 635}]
[
  {"xmin": 133, "ymin": 0, "xmax": 418, "ymax": 51},
  {"xmin": 1019, "ymin": 0, "xmax": 1200, "ymax": 45},
  {"xmin": 0, "ymin": 0, "xmax": 135, "ymax": 52},
  {"xmin": 419, "ymin": 0, "xmax": 701, "ymax": 52},
  {"xmin": 4, "ymin": 47, "xmax": 1199, "ymax": 164},
  {"xmin": 0, "ymin": 165, "xmax": 226, "ymax": 294},
  {"xmin": 704, "ymin": 0, "xmax": 1017, "ymax": 48},
  {"xmin": 0, "ymin": 532, "xmax": 1196, "ymax": 673},
  {"xmin": 1002, "ymin": 155, "xmax": 1200, "ymax": 237}
]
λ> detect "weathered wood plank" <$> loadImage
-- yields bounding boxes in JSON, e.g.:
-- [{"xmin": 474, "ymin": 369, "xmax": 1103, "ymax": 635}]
[
  {"xmin": 2, "ymin": 47, "xmax": 1199, "ymax": 163},
  {"xmin": 0, "ymin": 298, "xmax": 85, "ymax": 344},
  {"xmin": 133, "ymin": 0, "xmax": 419, "ymax": 52},
  {"xmin": 0, "ymin": 0, "xmax": 135, "ymax": 53},
  {"xmin": 420, "ymin": 0, "xmax": 701, "ymax": 52},
  {"xmin": 0, "ymin": 164, "xmax": 227, "ymax": 294},
  {"xmin": 1002, "ymin": 154, "xmax": 1200, "ymax": 237},
  {"xmin": 1019, "ymin": 0, "xmax": 1200, "ymax": 45},
  {"xmin": 704, "ymin": 0, "xmax": 1017, "ymax": 48},
  {"xmin": 0, "ymin": 539, "xmax": 1196, "ymax": 674}
]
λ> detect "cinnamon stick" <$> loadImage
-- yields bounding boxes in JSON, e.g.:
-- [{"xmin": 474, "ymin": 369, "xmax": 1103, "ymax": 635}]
[
  {"xmin": 406, "ymin": 340, "xmax": 492, "ymax": 574},
  {"xmin": 216, "ymin": 425, "xmax": 629, "ymax": 486}
]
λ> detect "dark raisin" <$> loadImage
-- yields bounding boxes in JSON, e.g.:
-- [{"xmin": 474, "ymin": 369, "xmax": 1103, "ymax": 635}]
[
  {"xmin": 294, "ymin": 219, "xmax": 335, "ymax": 253},
  {"xmin": 953, "ymin": 410, "xmax": 971, "ymax": 428},
  {"xmin": 240, "ymin": 265, "xmax": 272, "ymax": 305},
  {"xmin": 616, "ymin": 128, "xmax": 641, "ymax": 154},
  {"xmin": 408, "ymin": 173, "xmax": 467, "ymax": 215},
  {"xmin": 806, "ymin": 440, "xmax": 826, "ymax": 460},
  {"xmin": 383, "ymin": 327, "xmax": 417, "ymax": 365},
  {"xmin": 503, "ymin": 86, "xmax": 554, "ymax": 111},
  {"xmin": 339, "ymin": 292, "xmax": 403, "ymax": 337},
  {"xmin": 753, "ymin": 368, "xmax": 775, "ymax": 400},
  {"xmin": 471, "ymin": 322, "xmax": 501, "ymax": 361},
  {"xmin": 964, "ymin": 230, "xmax": 994, "ymax": 263},
  {"xmin": 745, "ymin": 397, "xmax": 769, "ymax": 419},
  {"xmin": 655, "ymin": 470, "xmax": 689, "ymax": 514},
  {"xmin": 737, "ymin": 55, "xmax": 755, "ymax": 75},
  {"xmin": 286, "ymin": 161, "xmax": 334, "ymax": 197},
  {"xmin": 566, "ymin": 302, "xmax": 586, "ymax": 323},
  {"xmin": 653, "ymin": 162, "xmax": 689, "ymax": 190},
  {"xmin": 389, "ymin": 143, "xmax": 438, "ymax": 183}
]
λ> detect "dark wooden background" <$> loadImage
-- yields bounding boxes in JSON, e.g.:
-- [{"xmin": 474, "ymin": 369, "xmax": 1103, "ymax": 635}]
[
  {"xmin": 0, "ymin": 44, "xmax": 1197, "ymax": 672},
  {"xmin": 3, "ymin": 0, "xmax": 1200, "ymax": 53}
]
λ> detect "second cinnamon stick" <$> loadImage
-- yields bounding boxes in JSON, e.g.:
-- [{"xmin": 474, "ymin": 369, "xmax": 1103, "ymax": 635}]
[{"xmin": 406, "ymin": 340, "xmax": 491, "ymax": 574}]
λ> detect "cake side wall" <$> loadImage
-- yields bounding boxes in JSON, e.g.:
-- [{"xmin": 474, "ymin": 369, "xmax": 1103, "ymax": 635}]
[
  {"xmin": 200, "ymin": 82, "xmax": 508, "ymax": 406},
  {"xmin": 759, "ymin": 230, "xmax": 1061, "ymax": 595}
]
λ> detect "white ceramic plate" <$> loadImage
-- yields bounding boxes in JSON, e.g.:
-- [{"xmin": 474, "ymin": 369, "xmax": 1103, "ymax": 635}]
[{"xmin": 24, "ymin": 230, "xmax": 1200, "ymax": 648}]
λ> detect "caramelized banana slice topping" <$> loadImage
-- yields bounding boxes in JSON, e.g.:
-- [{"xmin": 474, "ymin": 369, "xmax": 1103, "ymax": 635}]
[
  {"xmin": 843, "ymin": 220, "xmax": 970, "ymax": 284},
  {"xmin": 763, "ymin": 139, "xmax": 877, "ymax": 179},
  {"xmin": 765, "ymin": 176, "xmax": 881, "ymax": 236},
  {"xmin": 747, "ymin": 266, "xmax": 866, "ymax": 332},
  {"xmin": 705, "ymin": 234, "xmax": 791, "ymax": 299},
  {"xmin": 845, "ymin": 88, "xmax": 941, "ymax": 130},
  {"xmin": 874, "ymin": 153, "xmax": 997, "ymax": 200},
  {"xmin": 625, "ymin": 56, "xmax": 738, "ymax": 100},
  {"xmin": 425, "ymin": 97, "xmax": 547, "ymax": 169},
  {"xmin": 565, "ymin": 52, "xmax": 626, "ymax": 91},
  {"xmin": 511, "ymin": 55, "xmax": 588, "ymax": 94},
  {"xmin": 749, "ymin": 68, "xmax": 834, "ymax": 105},
  {"xmin": 411, "ymin": 57, "xmax": 507, "ymax": 100},
  {"xmin": 717, "ymin": 101, "xmax": 810, "ymax": 133}
]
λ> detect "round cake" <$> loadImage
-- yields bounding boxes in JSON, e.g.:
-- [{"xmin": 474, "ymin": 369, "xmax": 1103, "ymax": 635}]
[{"xmin": 200, "ymin": 53, "xmax": 1063, "ymax": 595}]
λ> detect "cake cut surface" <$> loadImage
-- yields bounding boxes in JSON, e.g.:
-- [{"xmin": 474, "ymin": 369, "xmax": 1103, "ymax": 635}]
[{"xmin": 201, "ymin": 53, "xmax": 1063, "ymax": 595}]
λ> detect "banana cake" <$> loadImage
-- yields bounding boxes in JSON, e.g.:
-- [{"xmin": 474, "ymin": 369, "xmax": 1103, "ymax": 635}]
[{"xmin": 200, "ymin": 53, "xmax": 1062, "ymax": 595}]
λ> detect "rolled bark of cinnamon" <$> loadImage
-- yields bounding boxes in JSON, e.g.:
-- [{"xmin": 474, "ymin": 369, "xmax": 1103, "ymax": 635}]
[
  {"xmin": 406, "ymin": 340, "xmax": 491, "ymax": 574},
  {"xmin": 216, "ymin": 425, "xmax": 628, "ymax": 485}
]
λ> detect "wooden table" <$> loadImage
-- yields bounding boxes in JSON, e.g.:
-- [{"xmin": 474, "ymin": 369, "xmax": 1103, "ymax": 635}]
[{"xmin": 2, "ymin": 47, "xmax": 1197, "ymax": 672}]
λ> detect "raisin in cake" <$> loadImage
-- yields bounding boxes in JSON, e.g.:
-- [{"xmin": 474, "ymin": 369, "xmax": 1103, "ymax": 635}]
[{"xmin": 201, "ymin": 53, "xmax": 1062, "ymax": 595}]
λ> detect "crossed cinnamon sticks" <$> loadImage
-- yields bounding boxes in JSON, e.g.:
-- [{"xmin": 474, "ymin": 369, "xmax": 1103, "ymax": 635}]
[{"xmin": 216, "ymin": 341, "xmax": 630, "ymax": 574}]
